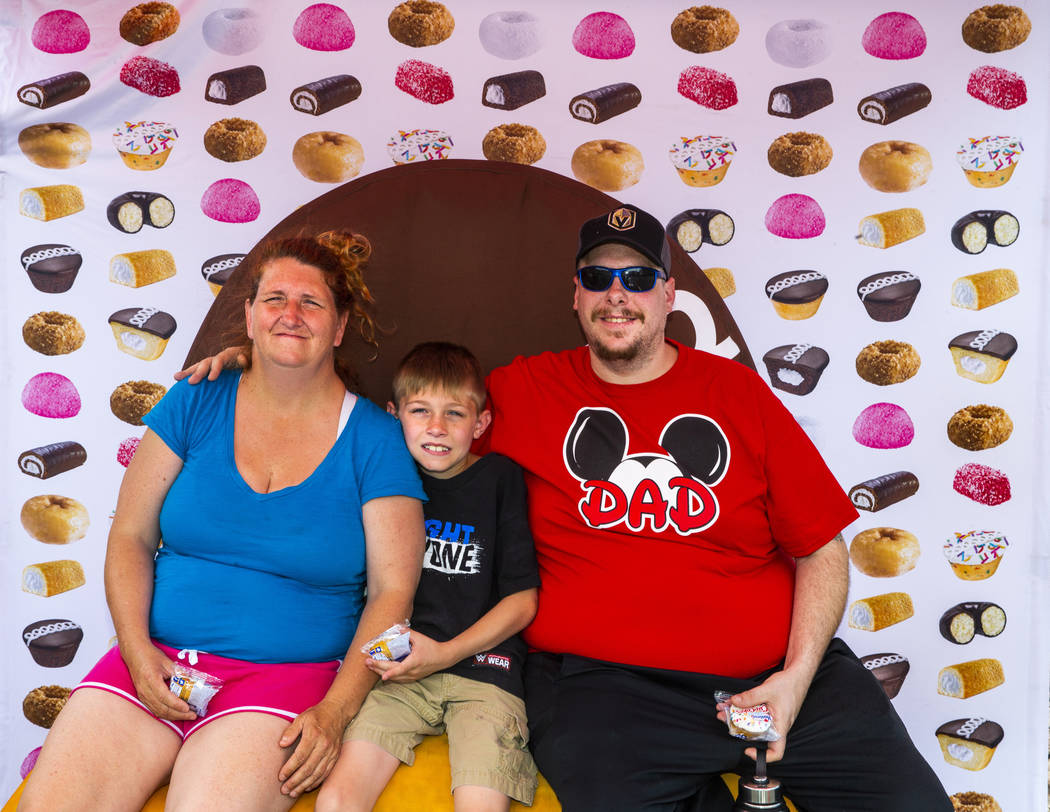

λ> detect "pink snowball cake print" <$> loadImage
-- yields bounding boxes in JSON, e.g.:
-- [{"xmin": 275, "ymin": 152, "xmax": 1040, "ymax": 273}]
[
  {"xmin": 120, "ymin": 56, "xmax": 181, "ymax": 98},
  {"xmin": 862, "ymin": 12, "xmax": 926, "ymax": 59},
  {"xmin": 765, "ymin": 194, "xmax": 825, "ymax": 239},
  {"xmin": 853, "ymin": 402, "xmax": 914, "ymax": 449},
  {"xmin": 573, "ymin": 11, "xmax": 635, "ymax": 59},
  {"xmin": 117, "ymin": 436, "xmax": 141, "ymax": 467},
  {"xmin": 293, "ymin": 3, "xmax": 355, "ymax": 51},
  {"xmin": 954, "ymin": 463, "xmax": 1010, "ymax": 506},
  {"xmin": 678, "ymin": 66, "xmax": 737, "ymax": 110},
  {"xmin": 967, "ymin": 66, "xmax": 1027, "ymax": 110},
  {"xmin": 201, "ymin": 179, "xmax": 260, "ymax": 223},
  {"xmin": 31, "ymin": 10, "xmax": 90, "ymax": 54},
  {"xmin": 21, "ymin": 746, "xmax": 43, "ymax": 780},
  {"xmin": 395, "ymin": 59, "xmax": 454, "ymax": 104},
  {"xmin": 22, "ymin": 372, "xmax": 81, "ymax": 419}
]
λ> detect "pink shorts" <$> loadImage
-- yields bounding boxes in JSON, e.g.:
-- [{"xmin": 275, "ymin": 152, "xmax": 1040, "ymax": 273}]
[{"xmin": 72, "ymin": 642, "xmax": 340, "ymax": 740}]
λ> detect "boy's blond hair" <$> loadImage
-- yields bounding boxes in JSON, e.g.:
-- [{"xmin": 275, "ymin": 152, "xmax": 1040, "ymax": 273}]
[{"xmin": 391, "ymin": 342, "xmax": 487, "ymax": 413}]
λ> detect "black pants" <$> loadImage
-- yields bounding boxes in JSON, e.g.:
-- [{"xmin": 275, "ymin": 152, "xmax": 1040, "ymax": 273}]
[{"xmin": 524, "ymin": 639, "xmax": 951, "ymax": 812}]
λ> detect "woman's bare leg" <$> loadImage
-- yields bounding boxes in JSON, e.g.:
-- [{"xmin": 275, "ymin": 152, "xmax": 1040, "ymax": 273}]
[{"xmin": 18, "ymin": 688, "xmax": 181, "ymax": 812}]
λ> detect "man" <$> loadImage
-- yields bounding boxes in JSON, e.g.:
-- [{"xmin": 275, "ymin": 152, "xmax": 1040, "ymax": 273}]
[{"xmin": 478, "ymin": 205, "xmax": 951, "ymax": 811}]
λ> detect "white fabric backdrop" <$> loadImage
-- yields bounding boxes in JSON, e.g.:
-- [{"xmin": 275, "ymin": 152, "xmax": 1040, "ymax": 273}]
[{"xmin": 2, "ymin": 0, "xmax": 1048, "ymax": 806}]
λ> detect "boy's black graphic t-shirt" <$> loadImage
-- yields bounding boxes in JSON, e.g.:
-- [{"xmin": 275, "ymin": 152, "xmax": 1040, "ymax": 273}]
[{"xmin": 412, "ymin": 452, "xmax": 540, "ymax": 698}]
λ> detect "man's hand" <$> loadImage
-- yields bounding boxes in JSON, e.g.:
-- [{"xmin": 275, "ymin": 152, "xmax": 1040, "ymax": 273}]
[
  {"xmin": 174, "ymin": 346, "xmax": 248, "ymax": 383},
  {"xmin": 364, "ymin": 630, "xmax": 453, "ymax": 683},
  {"xmin": 720, "ymin": 668, "xmax": 810, "ymax": 763},
  {"xmin": 278, "ymin": 699, "xmax": 347, "ymax": 797}
]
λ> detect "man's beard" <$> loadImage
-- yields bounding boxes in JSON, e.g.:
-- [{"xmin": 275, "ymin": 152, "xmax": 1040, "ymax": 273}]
[{"xmin": 585, "ymin": 309, "xmax": 650, "ymax": 364}]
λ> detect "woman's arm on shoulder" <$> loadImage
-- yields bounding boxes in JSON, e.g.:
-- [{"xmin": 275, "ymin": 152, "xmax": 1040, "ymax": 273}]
[
  {"xmin": 104, "ymin": 429, "xmax": 196, "ymax": 721},
  {"xmin": 277, "ymin": 494, "xmax": 424, "ymax": 797}
]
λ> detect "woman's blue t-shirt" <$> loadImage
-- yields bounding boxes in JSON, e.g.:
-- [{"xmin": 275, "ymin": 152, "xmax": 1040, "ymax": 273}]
[{"xmin": 142, "ymin": 372, "xmax": 425, "ymax": 663}]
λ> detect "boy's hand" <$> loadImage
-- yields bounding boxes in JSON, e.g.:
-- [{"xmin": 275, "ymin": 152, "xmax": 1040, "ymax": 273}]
[{"xmin": 364, "ymin": 630, "xmax": 453, "ymax": 683}]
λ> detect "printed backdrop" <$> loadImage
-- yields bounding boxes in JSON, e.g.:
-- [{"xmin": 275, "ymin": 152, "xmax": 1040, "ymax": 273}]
[{"xmin": 2, "ymin": 0, "xmax": 1048, "ymax": 807}]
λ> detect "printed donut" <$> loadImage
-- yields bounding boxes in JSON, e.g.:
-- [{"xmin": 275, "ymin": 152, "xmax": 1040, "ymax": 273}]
[
  {"xmin": 950, "ymin": 791, "xmax": 1002, "ymax": 812},
  {"xmin": 855, "ymin": 340, "xmax": 920, "ymax": 385},
  {"xmin": 292, "ymin": 131, "xmax": 365, "ymax": 182},
  {"xmin": 570, "ymin": 139, "xmax": 644, "ymax": 191},
  {"xmin": 388, "ymin": 1, "xmax": 454, "ymax": 47},
  {"xmin": 765, "ymin": 19, "xmax": 831, "ymax": 68},
  {"xmin": 23, "ymin": 685, "xmax": 71, "ymax": 728},
  {"xmin": 120, "ymin": 2, "xmax": 180, "ymax": 45},
  {"xmin": 22, "ymin": 311, "xmax": 85, "ymax": 356},
  {"xmin": 962, "ymin": 5, "xmax": 1030, "ymax": 53},
  {"xmin": 849, "ymin": 527, "xmax": 920, "ymax": 577},
  {"xmin": 18, "ymin": 123, "xmax": 91, "ymax": 169},
  {"xmin": 767, "ymin": 131, "xmax": 832, "ymax": 177},
  {"xmin": 478, "ymin": 11, "xmax": 542, "ymax": 59},
  {"xmin": 858, "ymin": 141, "xmax": 931, "ymax": 193},
  {"xmin": 204, "ymin": 117, "xmax": 267, "ymax": 162},
  {"xmin": 110, "ymin": 380, "xmax": 167, "ymax": 426},
  {"xmin": 947, "ymin": 404, "xmax": 1012, "ymax": 450},
  {"xmin": 20, "ymin": 494, "xmax": 90, "ymax": 544},
  {"xmin": 671, "ymin": 6, "xmax": 739, "ymax": 53},
  {"xmin": 202, "ymin": 8, "xmax": 263, "ymax": 55},
  {"xmin": 482, "ymin": 123, "xmax": 546, "ymax": 165}
]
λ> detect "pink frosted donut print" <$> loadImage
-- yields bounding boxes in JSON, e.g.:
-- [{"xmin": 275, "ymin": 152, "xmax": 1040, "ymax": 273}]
[
  {"xmin": 852, "ymin": 402, "xmax": 914, "ymax": 449},
  {"xmin": 572, "ymin": 12, "xmax": 635, "ymax": 59},
  {"xmin": 22, "ymin": 372, "xmax": 81, "ymax": 419},
  {"xmin": 117, "ymin": 436, "xmax": 141, "ymax": 467},
  {"xmin": 20, "ymin": 747, "xmax": 42, "ymax": 780},
  {"xmin": 120, "ymin": 56, "xmax": 181, "ymax": 98},
  {"xmin": 765, "ymin": 194, "xmax": 825, "ymax": 239},
  {"xmin": 31, "ymin": 10, "xmax": 90, "ymax": 54},
  {"xmin": 678, "ymin": 66, "xmax": 737, "ymax": 110},
  {"xmin": 862, "ymin": 12, "xmax": 926, "ymax": 60},
  {"xmin": 953, "ymin": 463, "xmax": 1010, "ymax": 506},
  {"xmin": 395, "ymin": 59, "xmax": 454, "ymax": 104},
  {"xmin": 293, "ymin": 3, "xmax": 355, "ymax": 51},
  {"xmin": 201, "ymin": 178, "xmax": 260, "ymax": 223}
]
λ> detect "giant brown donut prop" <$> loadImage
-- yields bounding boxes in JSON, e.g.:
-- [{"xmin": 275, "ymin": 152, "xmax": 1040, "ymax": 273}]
[{"xmin": 185, "ymin": 160, "xmax": 753, "ymax": 400}]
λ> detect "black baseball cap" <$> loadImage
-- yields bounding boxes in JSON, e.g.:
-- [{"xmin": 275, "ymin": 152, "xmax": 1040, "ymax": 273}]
[{"xmin": 576, "ymin": 205, "xmax": 671, "ymax": 272}]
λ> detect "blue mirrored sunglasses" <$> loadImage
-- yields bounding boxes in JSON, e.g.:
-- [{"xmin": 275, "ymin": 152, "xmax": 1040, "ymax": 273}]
[{"xmin": 576, "ymin": 265, "xmax": 668, "ymax": 293}]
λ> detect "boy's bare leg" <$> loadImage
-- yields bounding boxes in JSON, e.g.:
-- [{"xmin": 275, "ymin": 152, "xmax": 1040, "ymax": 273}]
[
  {"xmin": 314, "ymin": 739, "xmax": 401, "ymax": 812},
  {"xmin": 453, "ymin": 785, "xmax": 512, "ymax": 812}
]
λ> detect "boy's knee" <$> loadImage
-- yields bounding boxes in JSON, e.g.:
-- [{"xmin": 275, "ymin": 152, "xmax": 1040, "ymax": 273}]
[{"xmin": 314, "ymin": 781, "xmax": 351, "ymax": 812}]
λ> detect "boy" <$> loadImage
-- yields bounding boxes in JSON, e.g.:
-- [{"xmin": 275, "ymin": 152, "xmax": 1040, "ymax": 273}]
[{"xmin": 317, "ymin": 342, "xmax": 540, "ymax": 812}]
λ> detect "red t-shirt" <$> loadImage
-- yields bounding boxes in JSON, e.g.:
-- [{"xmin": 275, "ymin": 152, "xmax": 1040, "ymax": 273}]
[{"xmin": 482, "ymin": 341, "xmax": 858, "ymax": 677}]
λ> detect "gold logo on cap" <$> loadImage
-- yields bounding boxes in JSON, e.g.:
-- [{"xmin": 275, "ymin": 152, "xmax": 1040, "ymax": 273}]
[{"xmin": 607, "ymin": 208, "xmax": 636, "ymax": 231}]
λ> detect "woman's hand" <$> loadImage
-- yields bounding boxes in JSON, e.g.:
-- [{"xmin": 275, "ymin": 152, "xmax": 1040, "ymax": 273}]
[
  {"xmin": 174, "ymin": 345, "xmax": 248, "ymax": 383},
  {"xmin": 277, "ymin": 698, "xmax": 347, "ymax": 797},
  {"xmin": 365, "ymin": 630, "xmax": 452, "ymax": 683},
  {"xmin": 121, "ymin": 641, "xmax": 197, "ymax": 722}
]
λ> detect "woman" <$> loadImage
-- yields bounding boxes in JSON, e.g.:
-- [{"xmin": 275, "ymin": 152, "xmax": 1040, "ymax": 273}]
[{"xmin": 19, "ymin": 231, "xmax": 426, "ymax": 811}]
